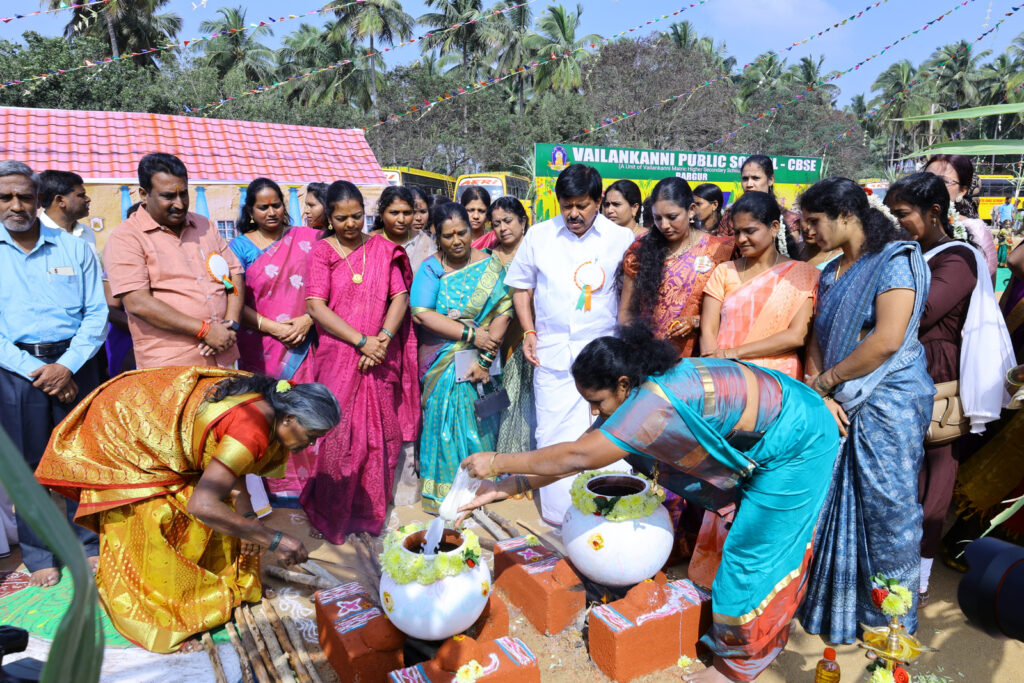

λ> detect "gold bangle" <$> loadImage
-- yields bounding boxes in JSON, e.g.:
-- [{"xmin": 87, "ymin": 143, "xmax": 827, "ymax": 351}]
[{"xmin": 488, "ymin": 452, "xmax": 500, "ymax": 477}]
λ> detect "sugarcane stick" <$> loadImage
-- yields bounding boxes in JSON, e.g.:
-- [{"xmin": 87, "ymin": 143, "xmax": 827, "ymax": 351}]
[
  {"xmin": 250, "ymin": 604, "xmax": 297, "ymax": 683},
  {"xmin": 298, "ymin": 560, "xmax": 338, "ymax": 586},
  {"xmin": 483, "ymin": 508, "xmax": 521, "ymax": 538},
  {"xmin": 234, "ymin": 607, "xmax": 273, "ymax": 683},
  {"xmin": 240, "ymin": 605, "xmax": 282, "ymax": 683},
  {"xmin": 471, "ymin": 509, "xmax": 509, "ymax": 540},
  {"xmin": 277, "ymin": 609, "xmax": 327, "ymax": 683},
  {"xmin": 265, "ymin": 565, "xmax": 334, "ymax": 589},
  {"xmin": 226, "ymin": 622, "xmax": 255, "ymax": 683},
  {"xmin": 263, "ymin": 599, "xmax": 313, "ymax": 683},
  {"xmin": 201, "ymin": 632, "xmax": 229, "ymax": 683},
  {"xmin": 357, "ymin": 532, "xmax": 383, "ymax": 575}
]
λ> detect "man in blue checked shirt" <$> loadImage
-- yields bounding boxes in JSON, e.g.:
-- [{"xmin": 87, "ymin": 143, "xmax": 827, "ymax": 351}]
[{"xmin": 0, "ymin": 161, "xmax": 107, "ymax": 588}]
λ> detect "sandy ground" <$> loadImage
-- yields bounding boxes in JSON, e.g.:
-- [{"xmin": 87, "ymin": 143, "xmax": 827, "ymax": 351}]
[{"xmin": 3, "ymin": 494, "xmax": 1023, "ymax": 682}]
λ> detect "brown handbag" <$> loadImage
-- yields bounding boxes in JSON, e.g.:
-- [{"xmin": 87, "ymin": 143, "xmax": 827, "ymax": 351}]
[{"xmin": 926, "ymin": 380, "xmax": 970, "ymax": 446}]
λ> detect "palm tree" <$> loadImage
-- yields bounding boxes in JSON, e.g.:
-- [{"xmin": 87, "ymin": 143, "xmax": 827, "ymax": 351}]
[
  {"xmin": 418, "ymin": 0, "xmax": 500, "ymax": 78},
  {"xmin": 523, "ymin": 4, "xmax": 601, "ymax": 94},
  {"xmin": 789, "ymin": 55, "xmax": 839, "ymax": 106},
  {"xmin": 491, "ymin": 0, "xmax": 536, "ymax": 116},
  {"xmin": 667, "ymin": 21, "xmax": 702, "ymax": 51},
  {"xmin": 871, "ymin": 59, "xmax": 927, "ymax": 167},
  {"xmin": 277, "ymin": 22, "xmax": 372, "ymax": 110},
  {"xmin": 734, "ymin": 51, "xmax": 789, "ymax": 113},
  {"xmin": 199, "ymin": 6, "xmax": 275, "ymax": 82},
  {"xmin": 46, "ymin": 0, "xmax": 181, "ymax": 62},
  {"xmin": 331, "ymin": 0, "xmax": 414, "ymax": 105}
]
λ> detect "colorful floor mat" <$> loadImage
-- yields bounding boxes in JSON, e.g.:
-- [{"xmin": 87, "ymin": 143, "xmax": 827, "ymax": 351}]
[{"xmin": 0, "ymin": 568, "xmax": 227, "ymax": 648}]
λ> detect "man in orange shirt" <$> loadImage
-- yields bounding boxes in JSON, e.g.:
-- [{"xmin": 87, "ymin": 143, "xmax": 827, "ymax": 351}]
[{"xmin": 104, "ymin": 153, "xmax": 244, "ymax": 368}]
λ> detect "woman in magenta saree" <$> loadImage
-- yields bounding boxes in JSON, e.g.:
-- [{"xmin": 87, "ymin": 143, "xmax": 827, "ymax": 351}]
[
  {"xmin": 230, "ymin": 178, "xmax": 323, "ymax": 501},
  {"xmin": 300, "ymin": 181, "xmax": 420, "ymax": 543}
]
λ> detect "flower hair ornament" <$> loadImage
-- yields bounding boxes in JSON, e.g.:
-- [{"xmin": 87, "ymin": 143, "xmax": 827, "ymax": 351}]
[
  {"xmin": 275, "ymin": 379, "xmax": 294, "ymax": 393},
  {"xmin": 947, "ymin": 206, "xmax": 969, "ymax": 242},
  {"xmin": 867, "ymin": 193, "xmax": 900, "ymax": 230},
  {"xmin": 775, "ymin": 220, "xmax": 789, "ymax": 256}
]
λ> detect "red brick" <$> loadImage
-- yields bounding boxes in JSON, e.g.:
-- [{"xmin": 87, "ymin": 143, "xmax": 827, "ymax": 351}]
[
  {"xmin": 315, "ymin": 582, "xmax": 404, "ymax": 683},
  {"xmin": 493, "ymin": 536, "xmax": 585, "ymax": 635},
  {"xmin": 388, "ymin": 636, "xmax": 541, "ymax": 682},
  {"xmin": 465, "ymin": 593, "xmax": 509, "ymax": 643},
  {"xmin": 588, "ymin": 577, "xmax": 712, "ymax": 682}
]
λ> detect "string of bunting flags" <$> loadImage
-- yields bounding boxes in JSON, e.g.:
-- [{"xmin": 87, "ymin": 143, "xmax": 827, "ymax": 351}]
[
  {"xmin": 182, "ymin": 0, "xmax": 549, "ymax": 113},
  {"xmin": 1, "ymin": 0, "xmax": 110, "ymax": 24},
  {"xmin": 700, "ymin": 0, "xmax": 982, "ymax": 149},
  {"xmin": 570, "ymin": 0, "xmax": 895, "ymax": 140},
  {"xmin": 819, "ymin": 4, "xmax": 1024, "ymax": 153},
  {"xmin": 183, "ymin": 0, "xmax": 716, "ymax": 117},
  {"xmin": 0, "ymin": 0, "xmax": 388, "ymax": 91}
]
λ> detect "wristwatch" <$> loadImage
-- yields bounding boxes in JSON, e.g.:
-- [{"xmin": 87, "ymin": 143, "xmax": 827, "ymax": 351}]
[{"xmin": 223, "ymin": 320, "xmax": 240, "ymax": 332}]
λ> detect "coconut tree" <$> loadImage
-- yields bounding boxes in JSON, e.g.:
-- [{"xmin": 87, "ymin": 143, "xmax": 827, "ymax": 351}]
[
  {"xmin": 45, "ymin": 0, "xmax": 181, "ymax": 62},
  {"xmin": 277, "ymin": 22, "xmax": 371, "ymax": 110},
  {"xmin": 871, "ymin": 59, "xmax": 928, "ymax": 167},
  {"xmin": 789, "ymin": 55, "xmax": 839, "ymax": 106},
  {"xmin": 199, "ymin": 6, "xmax": 275, "ymax": 82},
  {"xmin": 491, "ymin": 0, "xmax": 536, "ymax": 116},
  {"xmin": 418, "ymin": 0, "xmax": 501, "ymax": 78},
  {"xmin": 330, "ymin": 0, "xmax": 415, "ymax": 105},
  {"xmin": 734, "ymin": 51, "xmax": 789, "ymax": 114},
  {"xmin": 524, "ymin": 4, "xmax": 601, "ymax": 94}
]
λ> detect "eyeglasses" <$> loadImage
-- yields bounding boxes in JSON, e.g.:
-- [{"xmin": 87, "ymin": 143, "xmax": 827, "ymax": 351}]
[{"xmin": 940, "ymin": 178, "xmax": 961, "ymax": 187}]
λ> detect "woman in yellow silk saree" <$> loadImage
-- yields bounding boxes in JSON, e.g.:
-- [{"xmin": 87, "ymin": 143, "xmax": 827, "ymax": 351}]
[{"xmin": 34, "ymin": 367, "xmax": 340, "ymax": 653}]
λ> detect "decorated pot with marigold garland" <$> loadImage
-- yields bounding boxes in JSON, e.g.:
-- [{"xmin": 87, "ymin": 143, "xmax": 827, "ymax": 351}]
[
  {"xmin": 562, "ymin": 471, "xmax": 673, "ymax": 587},
  {"xmin": 378, "ymin": 523, "xmax": 491, "ymax": 640}
]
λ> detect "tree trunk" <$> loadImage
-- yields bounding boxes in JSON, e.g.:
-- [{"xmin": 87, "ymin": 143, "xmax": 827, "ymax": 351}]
[
  {"xmin": 517, "ymin": 73, "xmax": 525, "ymax": 117},
  {"xmin": 106, "ymin": 12, "xmax": 120, "ymax": 59},
  {"xmin": 369, "ymin": 34, "xmax": 378, "ymax": 110}
]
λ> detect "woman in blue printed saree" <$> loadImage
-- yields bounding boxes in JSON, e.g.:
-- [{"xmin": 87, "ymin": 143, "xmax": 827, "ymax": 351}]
[
  {"xmin": 459, "ymin": 325, "xmax": 840, "ymax": 682},
  {"xmin": 795, "ymin": 178, "xmax": 934, "ymax": 644},
  {"xmin": 411, "ymin": 202, "xmax": 513, "ymax": 512}
]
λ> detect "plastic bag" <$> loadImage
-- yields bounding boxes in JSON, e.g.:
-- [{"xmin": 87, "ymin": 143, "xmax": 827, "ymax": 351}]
[{"xmin": 438, "ymin": 466, "xmax": 482, "ymax": 521}]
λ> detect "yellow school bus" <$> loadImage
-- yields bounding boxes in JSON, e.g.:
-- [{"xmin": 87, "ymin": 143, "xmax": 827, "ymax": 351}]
[
  {"xmin": 382, "ymin": 166, "xmax": 455, "ymax": 199},
  {"xmin": 977, "ymin": 174, "xmax": 1016, "ymax": 224},
  {"xmin": 454, "ymin": 172, "xmax": 533, "ymax": 216}
]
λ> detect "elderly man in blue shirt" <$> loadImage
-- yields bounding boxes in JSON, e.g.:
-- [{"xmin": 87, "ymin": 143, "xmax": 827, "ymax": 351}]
[{"xmin": 0, "ymin": 161, "xmax": 107, "ymax": 588}]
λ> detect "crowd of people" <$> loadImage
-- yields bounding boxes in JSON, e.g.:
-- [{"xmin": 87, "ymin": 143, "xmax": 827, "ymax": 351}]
[{"xmin": 2, "ymin": 150, "xmax": 1023, "ymax": 680}]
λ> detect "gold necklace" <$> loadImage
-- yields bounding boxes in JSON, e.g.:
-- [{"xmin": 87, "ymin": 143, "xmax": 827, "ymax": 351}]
[
  {"xmin": 332, "ymin": 234, "xmax": 367, "ymax": 284},
  {"xmin": 666, "ymin": 231, "xmax": 699, "ymax": 260}
]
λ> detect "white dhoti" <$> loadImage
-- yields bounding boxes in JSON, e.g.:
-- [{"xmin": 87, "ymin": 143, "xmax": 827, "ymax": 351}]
[{"xmin": 533, "ymin": 364, "xmax": 630, "ymax": 526}]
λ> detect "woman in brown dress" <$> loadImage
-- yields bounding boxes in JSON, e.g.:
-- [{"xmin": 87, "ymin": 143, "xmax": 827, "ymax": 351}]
[{"xmin": 885, "ymin": 172, "xmax": 977, "ymax": 602}]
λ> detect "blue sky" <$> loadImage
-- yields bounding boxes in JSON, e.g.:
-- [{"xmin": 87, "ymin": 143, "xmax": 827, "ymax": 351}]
[{"xmin": 3, "ymin": 0, "xmax": 1023, "ymax": 108}]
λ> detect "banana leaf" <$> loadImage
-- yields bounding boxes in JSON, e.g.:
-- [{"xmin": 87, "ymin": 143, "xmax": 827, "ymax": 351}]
[
  {"xmin": 895, "ymin": 102, "xmax": 1024, "ymax": 122},
  {"xmin": 0, "ymin": 426, "xmax": 102, "ymax": 682},
  {"xmin": 900, "ymin": 139, "xmax": 1024, "ymax": 159}
]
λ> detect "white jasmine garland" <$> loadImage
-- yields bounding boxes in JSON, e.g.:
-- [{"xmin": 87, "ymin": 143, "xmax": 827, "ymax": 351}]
[
  {"xmin": 867, "ymin": 193, "xmax": 900, "ymax": 229},
  {"xmin": 947, "ymin": 206, "xmax": 969, "ymax": 241}
]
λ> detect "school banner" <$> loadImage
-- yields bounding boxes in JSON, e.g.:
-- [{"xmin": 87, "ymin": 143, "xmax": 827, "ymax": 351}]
[{"xmin": 532, "ymin": 143, "xmax": 823, "ymax": 221}]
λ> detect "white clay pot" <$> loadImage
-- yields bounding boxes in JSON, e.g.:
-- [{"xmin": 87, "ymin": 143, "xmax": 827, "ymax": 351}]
[
  {"xmin": 379, "ymin": 528, "xmax": 492, "ymax": 641},
  {"xmin": 562, "ymin": 473, "xmax": 674, "ymax": 587}
]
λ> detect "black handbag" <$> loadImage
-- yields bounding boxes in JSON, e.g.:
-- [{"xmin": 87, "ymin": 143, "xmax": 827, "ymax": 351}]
[{"xmin": 474, "ymin": 381, "xmax": 510, "ymax": 419}]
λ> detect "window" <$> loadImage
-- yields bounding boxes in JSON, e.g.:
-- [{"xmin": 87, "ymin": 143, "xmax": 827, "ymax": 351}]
[{"xmin": 216, "ymin": 220, "xmax": 237, "ymax": 241}]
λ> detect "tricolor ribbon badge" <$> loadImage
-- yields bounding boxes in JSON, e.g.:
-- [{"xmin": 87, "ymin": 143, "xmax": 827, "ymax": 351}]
[{"xmin": 576, "ymin": 285, "xmax": 593, "ymax": 312}]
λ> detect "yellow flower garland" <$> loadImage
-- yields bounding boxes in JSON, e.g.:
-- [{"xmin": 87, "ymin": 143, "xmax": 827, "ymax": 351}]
[
  {"xmin": 380, "ymin": 523, "xmax": 482, "ymax": 585},
  {"xmin": 569, "ymin": 470, "xmax": 665, "ymax": 522}
]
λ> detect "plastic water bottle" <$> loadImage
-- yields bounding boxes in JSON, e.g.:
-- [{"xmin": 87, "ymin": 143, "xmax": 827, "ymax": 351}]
[{"xmin": 813, "ymin": 647, "xmax": 840, "ymax": 682}]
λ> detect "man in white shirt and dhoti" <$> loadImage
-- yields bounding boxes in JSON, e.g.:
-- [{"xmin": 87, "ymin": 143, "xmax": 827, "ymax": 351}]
[{"xmin": 503, "ymin": 164, "xmax": 636, "ymax": 526}]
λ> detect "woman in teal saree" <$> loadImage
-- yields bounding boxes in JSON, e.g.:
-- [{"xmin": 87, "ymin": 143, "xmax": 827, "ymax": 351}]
[
  {"xmin": 411, "ymin": 202, "xmax": 513, "ymax": 512},
  {"xmin": 459, "ymin": 325, "xmax": 840, "ymax": 682}
]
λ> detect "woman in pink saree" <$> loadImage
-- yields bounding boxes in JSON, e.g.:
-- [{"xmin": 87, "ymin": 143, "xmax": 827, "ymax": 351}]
[
  {"xmin": 694, "ymin": 192, "xmax": 818, "ymax": 590},
  {"xmin": 300, "ymin": 181, "xmax": 420, "ymax": 543},
  {"xmin": 230, "ymin": 178, "xmax": 322, "ymax": 501}
]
